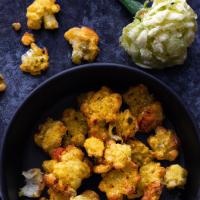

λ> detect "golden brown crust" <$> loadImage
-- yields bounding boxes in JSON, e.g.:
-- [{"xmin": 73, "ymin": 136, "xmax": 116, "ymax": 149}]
[
  {"xmin": 21, "ymin": 32, "xmax": 35, "ymax": 46},
  {"xmin": 148, "ymin": 126, "xmax": 179, "ymax": 161},
  {"xmin": 70, "ymin": 190, "xmax": 100, "ymax": 200},
  {"xmin": 12, "ymin": 22, "xmax": 21, "ymax": 31}
]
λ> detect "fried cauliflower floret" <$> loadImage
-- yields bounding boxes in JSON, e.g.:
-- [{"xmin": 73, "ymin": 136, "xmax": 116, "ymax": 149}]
[
  {"xmin": 99, "ymin": 162, "xmax": 140, "ymax": 200},
  {"xmin": 43, "ymin": 146, "xmax": 91, "ymax": 194},
  {"xmin": 0, "ymin": 74, "xmax": 7, "ymax": 92},
  {"xmin": 138, "ymin": 102, "xmax": 164, "ymax": 133},
  {"xmin": 148, "ymin": 126, "xmax": 179, "ymax": 161},
  {"xmin": 80, "ymin": 86, "xmax": 122, "ymax": 125},
  {"xmin": 64, "ymin": 26, "xmax": 100, "ymax": 64},
  {"xmin": 21, "ymin": 32, "xmax": 35, "ymax": 46},
  {"xmin": 26, "ymin": 0, "xmax": 60, "ymax": 30},
  {"xmin": 142, "ymin": 182, "xmax": 163, "ymax": 200},
  {"xmin": 129, "ymin": 140, "xmax": 153, "ymax": 166},
  {"xmin": 12, "ymin": 22, "xmax": 21, "ymax": 31},
  {"xmin": 123, "ymin": 84, "xmax": 154, "ymax": 117},
  {"xmin": 164, "ymin": 164, "xmax": 187, "ymax": 189},
  {"xmin": 48, "ymin": 187, "xmax": 76, "ymax": 200},
  {"xmin": 93, "ymin": 163, "xmax": 112, "ymax": 174},
  {"xmin": 19, "ymin": 168, "xmax": 45, "ymax": 198},
  {"xmin": 20, "ymin": 43, "xmax": 49, "ymax": 75},
  {"xmin": 104, "ymin": 141, "xmax": 132, "ymax": 169},
  {"xmin": 138, "ymin": 162, "xmax": 165, "ymax": 196},
  {"xmin": 70, "ymin": 190, "xmax": 100, "ymax": 200},
  {"xmin": 34, "ymin": 118, "xmax": 67, "ymax": 153},
  {"xmin": 62, "ymin": 109, "xmax": 88, "ymax": 146},
  {"xmin": 84, "ymin": 137, "xmax": 105, "ymax": 158}
]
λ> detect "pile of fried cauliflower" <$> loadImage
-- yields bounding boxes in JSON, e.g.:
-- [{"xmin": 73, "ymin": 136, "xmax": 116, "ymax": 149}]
[{"xmin": 19, "ymin": 85, "xmax": 187, "ymax": 200}]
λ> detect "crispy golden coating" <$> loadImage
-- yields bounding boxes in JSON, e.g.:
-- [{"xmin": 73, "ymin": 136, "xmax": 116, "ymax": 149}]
[
  {"xmin": 64, "ymin": 27, "xmax": 99, "ymax": 64},
  {"xmin": 129, "ymin": 140, "xmax": 153, "ymax": 166},
  {"xmin": 12, "ymin": 22, "xmax": 21, "ymax": 31},
  {"xmin": 138, "ymin": 102, "xmax": 164, "ymax": 133},
  {"xmin": 104, "ymin": 141, "xmax": 132, "ymax": 169},
  {"xmin": 164, "ymin": 164, "xmax": 187, "ymax": 189},
  {"xmin": 80, "ymin": 86, "xmax": 122, "ymax": 126},
  {"xmin": 20, "ymin": 43, "xmax": 49, "ymax": 75},
  {"xmin": 43, "ymin": 146, "xmax": 91, "ymax": 195},
  {"xmin": 99, "ymin": 162, "xmax": 140, "ymax": 200},
  {"xmin": 0, "ymin": 74, "xmax": 7, "ymax": 92},
  {"xmin": 93, "ymin": 163, "xmax": 112, "ymax": 174},
  {"xmin": 48, "ymin": 187, "xmax": 76, "ymax": 200},
  {"xmin": 148, "ymin": 126, "xmax": 179, "ymax": 161},
  {"xmin": 34, "ymin": 118, "xmax": 67, "ymax": 153},
  {"xmin": 26, "ymin": 0, "xmax": 60, "ymax": 30},
  {"xmin": 84, "ymin": 137, "xmax": 105, "ymax": 158},
  {"xmin": 62, "ymin": 109, "xmax": 88, "ymax": 146},
  {"xmin": 21, "ymin": 32, "xmax": 35, "ymax": 46},
  {"xmin": 114, "ymin": 109, "xmax": 139, "ymax": 140},
  {"xmin": 123, "ymin": 84, "xmax": 154, "ymax": 117},
  {"xmin": 70, "ymin": 190, "xmax": 100, "ymax": 200},
  {"xmin": 142, "ymin": 182, "xmax": 163, "ymax": 200},
  {"xmin": 19, "ymin": 168, "xmax": 45, "ymax": 198}
]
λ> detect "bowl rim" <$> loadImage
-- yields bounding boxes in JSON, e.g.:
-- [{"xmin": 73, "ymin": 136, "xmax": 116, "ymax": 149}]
[{"xmin": 0, "ymin": 62, "xmax": 199, "ymax": 199}]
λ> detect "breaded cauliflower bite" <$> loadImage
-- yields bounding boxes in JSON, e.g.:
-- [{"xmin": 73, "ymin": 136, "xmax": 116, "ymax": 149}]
[
  {"xmin": 34, "ymin": 118, "xmax": 67, "ymax": 153},
  {"xmin": 164, "ymin": 164, "xmax": 187, "ymax": 189},
  {"xmin": 0, "ymin": 74, "xmax": 7, "ymax": 92},
  {"xmin": 138, "ymin": 102, "xmax": 164, "ymax": 133},
  {"xmin": 64, "ymin": 26, "xmax": 100, "ymax": 64},
  {"xmin": 20, "ymin": 43, "xmax": 49, "ymax": 75},
  {"xmin": 26, "ymin": 0, "xmax": 60, "ymax": 30},
  {"xmin": 70, "ymin": 190, "xmax": 100, "ymax": 200},
  {"xmin": 84, "ymin": 137, "xmax": 105, "ymax": 158},
  {"xmin": 80, "ymin": 86, "xmax": 122, "ymax": 126},
  {"xmin": 104, "ymin": 141, "xmax": 132, "ymax": 169},
  {"xmin": 43, "ymin": 146, "xmax": 91, "ymax": 197},
  {"xmin": 129, "ymin": 140, "xmax": 153, "ymax": 166},
  {"xmin": 123, "ymin": 84, "xmax": 154, "ymax": 117},
  {"xmin": 62, "ymin": 108, "xmax": 88, "ymax": 146},
  {"xmin": 21, "ymin": 32, "xmax": 35, "ymax": 46},
  {"xmin": 99, "ymin": 162, "xmax": 140, "ymax": 200},
  {"xmin": 148, "ymin": 126, "xmax": 179, "ymax": 161},
  {"xmin": 138, "ymin": 162, "xmax": 165, "ymax": 197}
]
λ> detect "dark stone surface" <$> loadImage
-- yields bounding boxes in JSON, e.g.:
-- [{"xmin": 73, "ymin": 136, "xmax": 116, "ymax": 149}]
[{"xmin": 0, "ymin": 0, "xmax": 200, "ymax": 146}]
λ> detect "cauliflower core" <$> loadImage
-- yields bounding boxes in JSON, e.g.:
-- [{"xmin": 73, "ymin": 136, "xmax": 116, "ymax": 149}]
[
  {"xmin": 64, "ymin": 26, "xmax": 100, "ymax": 64},
  {"xmin": 26, "ymin": 0, "xmax": 60, "ymax": 30},
  {"xmin": 21, "ymin": 32, "xmax": 35, "ymax": 46},
  {"xmin": 20, "ymin": 43, "xmax": 49, "ymax": 75},
  {"xmin": 120, "ymin": 0, "xmax": 197, "ymax": 69}
]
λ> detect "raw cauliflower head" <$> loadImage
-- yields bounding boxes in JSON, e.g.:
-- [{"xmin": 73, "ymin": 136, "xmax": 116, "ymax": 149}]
[
  {"xmin": 26, "ymin": 0, "xmax": 60, "ymax": 30},
  {"xmin": 64, "ymin": 26, "xmax": 100, "ymax": 64},
  {"xmin": 120, "ymin": 0, "xmax": 197, "ymax": 69},
  {"xmin": 20, "ymin": 43, "xmax": 49, "ymax": 75}
]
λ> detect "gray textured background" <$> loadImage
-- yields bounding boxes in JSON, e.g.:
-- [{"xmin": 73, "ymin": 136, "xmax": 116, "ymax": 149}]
[{"xmin": 0, "ymin": 0, "xmax": 200, "ymax": 146}]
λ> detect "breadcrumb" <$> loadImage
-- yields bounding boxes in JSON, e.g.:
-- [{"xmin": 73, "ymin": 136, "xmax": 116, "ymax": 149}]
[
  {"xmin": 12, "ymin": 22, "xmax": 21, "ymax": 31},
  {"xmin": 21, "ymin": 32, "xmax": 35, "ymax": 46}
]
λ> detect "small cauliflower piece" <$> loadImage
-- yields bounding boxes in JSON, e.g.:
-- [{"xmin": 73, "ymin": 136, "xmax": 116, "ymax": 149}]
[
  {"xmin": 123, "ymin": 84, "xmax": 154, "ymax": 117},
  {"xmin": 48, "ymin": 187, "xmax": 76, "ymax": 200},
  {"xmin": 99, "ymin": 162, "xmax": 140, "ymax": 200},
  {"xmin": 26, "ymin": 0, "xmax": 60, "ymax": 30},
  {"xmin": 12, "ymin": 22, "xmax": 21, "ymax": 31},
  {"xmin": 84, "ymin": 137, "xmax": 105, "ymax": 158},
  {"xmin": 34, "ymin": 118, "xmax": 67, "ymax": 153},
  {"xmin": 104, "ymin": 141, "xmax": 132, "ymax": 169},
  {"xmin": 148, "ymin": 126, "xmax": 179, "ymax": 161},
  {"xmin": 129, "ymin": 140, "xmax": 153, "ymax": 166},
  {"xmin": 64, "ymin": 26, "xmax": 100, "ymax": 64},
  {"xmin": 20, "ymin": 43, "xmax": 49, "ymax": 75},
  {"xmin": 80, "ymin": 86, "xmax": 122, "ymax": 126},
  {"xmin": 21, "ymin": 32, "xmax": 35, "ymax": 46},
  {"xmin": 62, "ymin": 108, "xmax": 88, "ymax": 147},
  {"xmin": 164, "ymin": 164, "xmax": 187, "ymax": 189},
  {"xmin": 19, "ymin": 168, "xmax": 45, "ymax": 198},
  {"xmin": 70, "ymin": 190, "xmax": 100, "ymax": 200},
  {"xmin": 0, "ymin": 74, "xmax": 7, "ymax": 92},
  {"xmin": 138, "ymin": 102, "xmax": 164, "ymax": 133},
  {"xmin": 93, "ymin": 163, "xmax": 112, "ymax": 174}
]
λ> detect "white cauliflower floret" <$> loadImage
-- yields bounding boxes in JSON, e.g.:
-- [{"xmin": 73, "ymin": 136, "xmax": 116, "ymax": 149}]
[
  {"xmin": 120, "ymin": 0, "xmax": 197, "ymax": 69},
  {"xmin": 164, "ymin": 164, "xmax": 188, "ymax": 189},
  {"xmin": 26, "ymin": 0, "xmax": 60, "ymax": 30},
  {"xmin": 19, "ymin": 168, "xmax": 45, "ymax": 198},
  {"xmin": 20, "ymin": 43, "xmax": 49, "ymax": 75}
]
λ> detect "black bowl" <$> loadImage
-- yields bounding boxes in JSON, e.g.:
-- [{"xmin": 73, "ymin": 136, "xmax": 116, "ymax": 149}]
[{"xmin": 1, "ymin": 63, "xmax": 200, "ymax": 200}]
